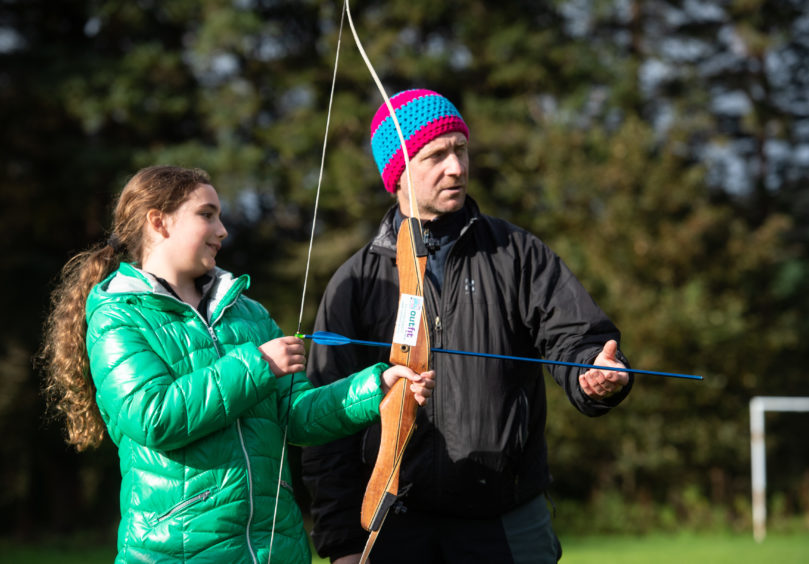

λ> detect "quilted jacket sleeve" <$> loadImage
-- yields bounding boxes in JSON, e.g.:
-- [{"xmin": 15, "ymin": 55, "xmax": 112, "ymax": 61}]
[
  {"xmin": 280, "ymin": 363, "xmax": 386, "ymax": 447},
  {"xmin": 88, "ymin": 306, "xmax": 277, "ymax": 451}
]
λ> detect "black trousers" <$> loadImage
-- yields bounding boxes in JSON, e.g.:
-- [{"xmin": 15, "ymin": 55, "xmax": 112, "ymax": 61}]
[{"xmin": 368, "ymin": 495, "xmax": 562, "ymax": 564}]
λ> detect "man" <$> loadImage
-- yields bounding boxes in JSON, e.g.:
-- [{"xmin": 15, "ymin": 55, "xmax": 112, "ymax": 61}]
[{"xmin": 301, "ymin": 89, "xmax": 633, "ymax": 563}]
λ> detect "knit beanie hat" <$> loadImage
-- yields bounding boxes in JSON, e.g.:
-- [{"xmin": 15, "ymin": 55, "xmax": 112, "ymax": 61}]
[{"xmin": 370, "ymin": 89, "xmax": 469, "ymax": 193}]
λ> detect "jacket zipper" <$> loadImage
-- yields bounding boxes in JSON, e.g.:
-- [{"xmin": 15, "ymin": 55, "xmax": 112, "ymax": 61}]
[
  {"xmin": 429, "ymin": 218, "xmax": 470, "ymax": 502},
  {"xmin": 431, "ymin": 214, "xmax": 470, "ymax": 351},
  {"xmin": 205, "ymin": 323, "xmax": 221, "ymax": 355},
  {"xmin": 167, "ymin": 292, "xmax": 259, "ymax": 564},
  {"xmin": 156, "ymin": 489, "xmax": 213, "ymax": 523},
  {"xmin": 205, "ymin": 304, "xmax": 259, "ymax": 564},
  {"xmin": 237, "ymin": 418, "xmax": 258, "ymax": 564}
]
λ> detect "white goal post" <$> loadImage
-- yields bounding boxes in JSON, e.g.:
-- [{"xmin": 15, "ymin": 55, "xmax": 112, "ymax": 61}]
[{"xmin": 749, "ymin": 396, "xmax": 809, "ymax": 542}]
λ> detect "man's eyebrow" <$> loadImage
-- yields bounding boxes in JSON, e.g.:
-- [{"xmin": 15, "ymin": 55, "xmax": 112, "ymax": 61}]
[{"xmin": 424, "ymin": 142, "xmax": 456, "ymax": 154}]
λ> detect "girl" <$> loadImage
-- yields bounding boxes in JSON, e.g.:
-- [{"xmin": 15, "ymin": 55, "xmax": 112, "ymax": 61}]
[{"xmin": 40, "ymin": 165, "xmax": 434, "ymax": 563}]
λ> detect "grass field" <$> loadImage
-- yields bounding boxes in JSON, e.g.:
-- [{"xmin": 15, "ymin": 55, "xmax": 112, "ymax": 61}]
[
  {"xmin": 2, "ymin": 532, "xmax": 807, "ymax": 563},
  {"xmin": 556, "ymin": 533, "xmax": 809, "ymax": 564}
]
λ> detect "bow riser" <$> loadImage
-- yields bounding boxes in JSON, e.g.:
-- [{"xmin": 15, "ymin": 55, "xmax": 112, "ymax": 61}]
[
  {"xmin": 360, "ymin": 378, "xmax": 418, "ymax": 531},
  {"xmin": 389, "ymin": 218, "xmax": 430, "ymax": 372}
]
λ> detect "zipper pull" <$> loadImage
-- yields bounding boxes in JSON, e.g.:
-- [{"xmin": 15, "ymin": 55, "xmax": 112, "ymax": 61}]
[
  {"xmin": 434, "ymin": 316, "xmax": 442, "ymax": 348},
  {"xmin": 206, "ymin": 324, "xmax": 221, "ymax": 357}
]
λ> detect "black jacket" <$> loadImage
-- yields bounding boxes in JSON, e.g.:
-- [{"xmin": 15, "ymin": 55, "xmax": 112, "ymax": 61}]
[{"xmin": 301, "ymin": 197, "xmax": 632, "ymax": 558}]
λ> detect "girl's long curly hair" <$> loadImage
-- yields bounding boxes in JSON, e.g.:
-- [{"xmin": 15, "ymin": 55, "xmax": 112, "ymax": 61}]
[{"xmin": 39, "ymin": 165, "xmax": 211, "ymax": 451}]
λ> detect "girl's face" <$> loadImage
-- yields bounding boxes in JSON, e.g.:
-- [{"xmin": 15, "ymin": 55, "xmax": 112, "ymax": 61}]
[{"xmin": 161, "ymin": 183, "xmax": 228, "ymax": 279}]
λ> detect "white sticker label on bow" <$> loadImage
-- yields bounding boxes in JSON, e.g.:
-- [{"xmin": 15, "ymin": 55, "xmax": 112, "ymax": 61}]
[{"xmin": 392, "ymin": 294, "xmax": 424, "ymax": 347}]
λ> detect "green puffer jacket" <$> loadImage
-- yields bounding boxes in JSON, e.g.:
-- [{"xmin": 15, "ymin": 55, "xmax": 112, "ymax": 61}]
[{"xmin": 86, "ymin": 262, "xmax": 386, "ymax": 563}]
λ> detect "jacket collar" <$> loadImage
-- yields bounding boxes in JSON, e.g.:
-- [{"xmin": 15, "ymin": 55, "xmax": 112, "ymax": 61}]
[
  {"xmin": 370, "ymin": 196, "xmax": 481, "ymax": 256},
  {"xmin": 90, "ymin": 262, "xmax": 250, "ymax": 324}
]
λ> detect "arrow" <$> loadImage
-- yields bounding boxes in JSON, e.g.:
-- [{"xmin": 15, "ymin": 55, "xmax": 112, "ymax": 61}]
[{"xmin": 296, "ymin": 331, "xmax": 703, "ymax": 381}]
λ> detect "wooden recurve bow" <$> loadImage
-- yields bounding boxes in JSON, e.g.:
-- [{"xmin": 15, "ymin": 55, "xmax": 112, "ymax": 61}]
[
  {"xmin": 341, "ymin": 2, "xmax": 433, "ymax": 559},
  {"xmin": 358, "ymin": 217, "xmax": 431, "ymax": 562}
]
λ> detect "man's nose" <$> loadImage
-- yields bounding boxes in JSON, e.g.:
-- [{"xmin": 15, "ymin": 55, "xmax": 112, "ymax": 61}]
[{"xmin": 445, "ymin": 153, "xmax": 464, "ymax": 176}]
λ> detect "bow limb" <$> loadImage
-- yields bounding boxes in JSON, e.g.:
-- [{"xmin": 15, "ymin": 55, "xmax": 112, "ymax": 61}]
[
  {"xmin": 344, "ymin": 0, "xmax": 418, "ymax": 219},
  {"xmin": 359, "ymin": 218, "xmax": 431, "ymax": 557}
]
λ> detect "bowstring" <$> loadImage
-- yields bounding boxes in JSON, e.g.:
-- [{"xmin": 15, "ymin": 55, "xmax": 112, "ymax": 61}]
[
  {"xmin": 267, "ymin": 2, "xmax": 347, "ymax": 562},
  {"xmin": 344, "ymin": 0, "xmax": 423, "ymax": 233},
  {"xmin": 295, "ymin": 9, "xmax": 346, "ymax": 338}
]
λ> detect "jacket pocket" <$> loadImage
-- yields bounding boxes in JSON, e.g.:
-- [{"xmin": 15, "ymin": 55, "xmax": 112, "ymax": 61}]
[
  {"xmin": 507, "ymin": 389, "xmax": 530, "ymax": 457},
  {"xmin": 154, "ymin": 488, "xmax": 216, "ymax": 524}
]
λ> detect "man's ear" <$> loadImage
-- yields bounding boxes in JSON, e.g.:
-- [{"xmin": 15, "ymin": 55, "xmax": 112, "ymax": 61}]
[{"xmin": 146, "ymin": 209, "xmax": 170, "ymax": 239}]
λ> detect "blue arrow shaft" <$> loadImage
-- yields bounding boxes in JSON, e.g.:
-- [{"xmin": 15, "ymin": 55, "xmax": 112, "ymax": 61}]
[
  {"xmin": 432, "ymin": 347, "xmax": 702, "ymax": 380},
  {"xmin": 299, "ymin": 332, "xmax": 702, "ymax": 381}
]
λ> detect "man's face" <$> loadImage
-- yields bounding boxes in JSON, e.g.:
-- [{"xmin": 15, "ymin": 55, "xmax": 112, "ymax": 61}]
[{"xmin": 396, "ymin": 132, "xmax": 469, "ymax": 220}]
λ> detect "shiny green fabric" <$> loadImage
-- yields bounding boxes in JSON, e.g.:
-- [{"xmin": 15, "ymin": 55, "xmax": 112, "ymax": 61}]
[{"xmin": 86, "ymin": 262, "xmax": 385, "ymax": 563}]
